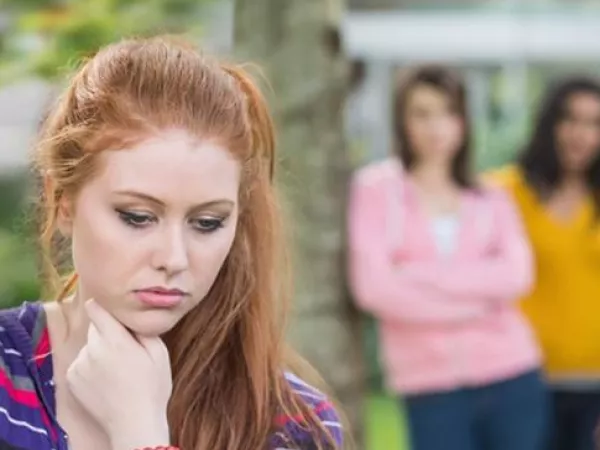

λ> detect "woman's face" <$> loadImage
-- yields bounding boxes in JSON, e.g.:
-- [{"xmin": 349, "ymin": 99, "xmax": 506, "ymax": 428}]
[
  {"xmin": 555, "ymin": 91, "xmax": 600, "ymax": 174},
  {"xmin": 403, "ymin": 83, "xmax": 464, "ymax": 166},
  {"xmin": 59, "ymin": 129, "xmax": 240, "ymax": 337}
]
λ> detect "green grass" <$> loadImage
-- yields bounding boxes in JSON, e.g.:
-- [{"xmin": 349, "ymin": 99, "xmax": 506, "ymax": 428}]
[{"xmin": 366, "ymin": 393, "xmax": 410, "ymax": 450}]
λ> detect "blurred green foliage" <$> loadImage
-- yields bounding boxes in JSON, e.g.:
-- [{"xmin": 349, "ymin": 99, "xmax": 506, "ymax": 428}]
[
  {"xmin": 0, "ymin": 0, "xmax": 209, "ymax": 82},
  {"xmin": 0, "ymin": 229, "xmax": 40, "ymax": 308},
  {"xmin": 0, "ymin": 174, "xmax": 30, "ymax": 230},
  {"xmin": 0, "ymin": 172, "xmax": 39, "ymax": 308}
]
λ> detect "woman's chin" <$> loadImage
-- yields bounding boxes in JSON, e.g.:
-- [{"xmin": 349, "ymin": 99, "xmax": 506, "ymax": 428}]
[{"xmin": 120, "ymin": 309, "xmax": 181, "ymax": 337}]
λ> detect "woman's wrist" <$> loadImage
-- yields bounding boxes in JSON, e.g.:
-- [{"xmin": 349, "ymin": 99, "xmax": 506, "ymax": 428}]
[
  {"xmin": 111, "ymin": 436, "xmax": 172, "ymax": 450},
  {"xmin": 111, "ymin": 435, "xmax": 172, "ymax": 450},
  {"xmin": 109, "ymin": 416, "xmax": 171, "ymax": 450},
  {"xmin": 133, "ymin": 447, "xmax": 179, "ymax": 450}
]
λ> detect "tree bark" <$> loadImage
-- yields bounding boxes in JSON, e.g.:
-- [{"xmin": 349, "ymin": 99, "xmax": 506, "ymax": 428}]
[{"xmin": 234, "ymin": 0, "xmax": 365, "ymax": 446}]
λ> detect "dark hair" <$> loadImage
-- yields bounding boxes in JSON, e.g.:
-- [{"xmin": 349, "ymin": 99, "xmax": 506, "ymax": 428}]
[
  {"xmin": 392, "ymin": 64, "xmax": 474, "ymax": 188},
  {"xmin": 518, "ymin": 76, "xmax": 600, "ymax": 210}
]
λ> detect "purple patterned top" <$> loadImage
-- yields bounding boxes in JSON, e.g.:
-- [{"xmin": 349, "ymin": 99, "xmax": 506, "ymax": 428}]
[{"xmin": 0, "ymin": 302, "xmax": 342, "ymax": 449}]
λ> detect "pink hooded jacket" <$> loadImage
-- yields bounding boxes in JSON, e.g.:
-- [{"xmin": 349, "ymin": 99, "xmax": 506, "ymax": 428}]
[{"xmin": 347, "ymin": 159, "xmax": 541, "ymax": 394}]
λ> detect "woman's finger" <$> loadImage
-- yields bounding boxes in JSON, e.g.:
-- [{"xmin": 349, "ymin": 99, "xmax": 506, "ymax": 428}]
[{"xmin": 85, "ymin": 299, "xmax": 135, "ymax": 346}]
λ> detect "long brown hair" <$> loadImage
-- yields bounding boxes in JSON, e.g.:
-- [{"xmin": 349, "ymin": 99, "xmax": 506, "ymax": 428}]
[
  {"xmin": 34, "ymin": 35, "xmax": 339, "ymax": 450},
  {"xmin": 392, "ymin": 64, "xmax": 475, "ymax": 188}
]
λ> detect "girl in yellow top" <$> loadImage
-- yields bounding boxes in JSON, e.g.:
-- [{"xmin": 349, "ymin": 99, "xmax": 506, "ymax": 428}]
[{"xmin": 491, "ymin": 76, "xmax": 600, "ymax": 450}]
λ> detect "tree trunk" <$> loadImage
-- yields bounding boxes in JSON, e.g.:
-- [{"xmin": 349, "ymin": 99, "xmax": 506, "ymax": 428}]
[{"xmin": 234, "ymin": 0, "xmax": 365, "ymax": 446}]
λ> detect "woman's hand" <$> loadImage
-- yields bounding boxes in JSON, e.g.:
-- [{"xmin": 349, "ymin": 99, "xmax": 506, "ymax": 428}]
[{"xmin": 66, "ymin": 299, "xmax": 173, "ymax": 450}]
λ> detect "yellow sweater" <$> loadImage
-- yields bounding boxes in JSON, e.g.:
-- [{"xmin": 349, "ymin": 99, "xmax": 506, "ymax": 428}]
[{"xmin": 488, "ymin": 165, "xmax": 600, "ymax": 376}]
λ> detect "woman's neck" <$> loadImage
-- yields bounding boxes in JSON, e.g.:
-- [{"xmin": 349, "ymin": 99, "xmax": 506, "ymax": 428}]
[
  {"xmin": 545, "ymin": 173, "xmax": 589, "ymax": 222},
  {"xmin": 409, "ymin": 163, "xmax": 462, "ymax": 216},
  {"xmin": 558, "ymin": 172, "xmax": 588, "ymax": 194},
  {"xmin": 409, "ymin": 162, "xmax": 455, "ymax": 193}
]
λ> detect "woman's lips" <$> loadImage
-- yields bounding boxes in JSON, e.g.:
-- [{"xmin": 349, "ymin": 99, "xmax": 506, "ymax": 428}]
[{"xmin": 134, "ymin": 288, "xmax": 187, "ymax": 308}]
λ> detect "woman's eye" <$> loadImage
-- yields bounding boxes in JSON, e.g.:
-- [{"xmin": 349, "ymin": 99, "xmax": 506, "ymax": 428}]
[
  {"xmin": 116, "ymin": 209, "xmax": 155, "ymax": 228},
  {"xmin": 191, "ymin": 217, "xmax": 225, "ymax": 233}
]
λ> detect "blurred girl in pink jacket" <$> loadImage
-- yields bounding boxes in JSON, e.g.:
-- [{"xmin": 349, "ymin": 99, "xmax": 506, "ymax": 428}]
[{"xmin": 347, "ymin": 65, "xmax": 547, "ymax": 450}]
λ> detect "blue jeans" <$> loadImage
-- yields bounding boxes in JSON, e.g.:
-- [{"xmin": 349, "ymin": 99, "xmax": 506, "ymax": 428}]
[
  {"xmin": 550, "ymin": 389, "xmax": 600, "ymax": 450},
  {"xmin": 403, "ymin": 370, "xmax": 549, "ymax": 450}
]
